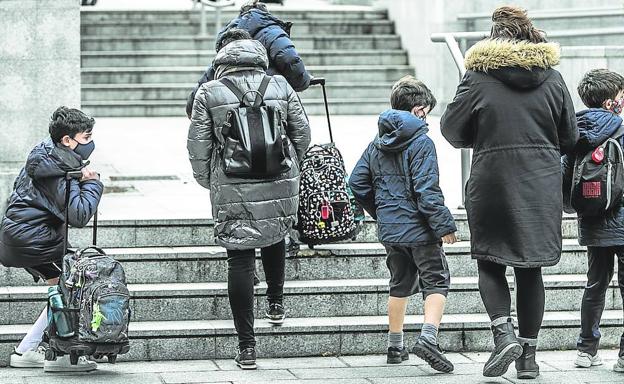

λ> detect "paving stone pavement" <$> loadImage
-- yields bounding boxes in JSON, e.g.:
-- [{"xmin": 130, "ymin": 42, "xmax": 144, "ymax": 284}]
[{"xmin": 1, "ymin": 350, "xmax": 622, "ymax": 384}]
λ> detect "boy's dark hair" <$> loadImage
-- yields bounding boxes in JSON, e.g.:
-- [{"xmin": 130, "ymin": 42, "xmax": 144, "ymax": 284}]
[
  {"xmin": 390, "ymin": 75, "xmax": 437, "ymax": 112},
  {"xmin": 240, "ymin": 0, "xmax": 268, "ymax": 14},
  {"xmin": 49, "ymin": 106, "xmax": 95, "ymax": 144},
  {"xmin": 216, "ymin": 28, "xmax": 252, "ymax": 52},
  {"xmin": 578, "ymin": 69, "xmax": 624, "ymax": 108}
]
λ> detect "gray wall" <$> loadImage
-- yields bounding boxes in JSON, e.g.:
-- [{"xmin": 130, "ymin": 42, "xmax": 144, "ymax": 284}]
[
  {"xmin": 0, "ymin": 0, "xmax": 80, "ymax": 211},
  {"xmin": 378, "ymin": 0, "xmax": 623, "ymax": 113}
]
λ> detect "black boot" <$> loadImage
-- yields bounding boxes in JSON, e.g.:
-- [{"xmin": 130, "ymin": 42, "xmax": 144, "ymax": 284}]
[
  {"xmin": 515, "ymin": 338, "xmax": 540, "ymax": 379},
  {"xmin": 483, "ymin": 317, "xmax": 523, "ymax": 377}
]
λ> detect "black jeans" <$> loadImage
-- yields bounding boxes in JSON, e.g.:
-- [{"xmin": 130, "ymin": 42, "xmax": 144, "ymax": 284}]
[
  {"xmin": 477, "ymin": 260, "xmax": 545, "ymax": 339},
  {"xmin": 226, "ymin": 239, "xmax": 285, "ymax": 349},
  {"xmin": 577, "ymin": 246, "xmax": 624, "ymax": 357}
]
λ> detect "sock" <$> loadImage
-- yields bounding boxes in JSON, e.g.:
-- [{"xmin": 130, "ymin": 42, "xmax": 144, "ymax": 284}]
[
  {"xmin": 420, "ymin": 323, "xmax": 438, "ymax": 345},
  {"xmin": 15, "ymin": 308, "xmax": 48, "ymax": 354},
  {"xmin": 388, "ymin": 331, "xmax": 404, "ymax": 350}
]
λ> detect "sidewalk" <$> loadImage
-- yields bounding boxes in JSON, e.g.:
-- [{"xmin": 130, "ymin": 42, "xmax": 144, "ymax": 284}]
[
  {"xmin": 2, "ymin": 350, "xmax": 622, "ymax": 384},
  {"xmin": 88, "ymin": 115, "xmax": 463, "ymax": 221}
]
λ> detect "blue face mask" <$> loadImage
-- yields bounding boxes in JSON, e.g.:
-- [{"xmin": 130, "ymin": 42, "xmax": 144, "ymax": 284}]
[{"xmin": 73, "ymin": 140, "xmax": 95, "ymax": 160}]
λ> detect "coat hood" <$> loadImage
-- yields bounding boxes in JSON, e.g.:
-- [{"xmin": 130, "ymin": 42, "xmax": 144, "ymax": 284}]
[
  {"xmin": 25, "ymin": 139, "xmax": 83, "ymax": 180},
  {"xmin": 575, "ymin": 108, "xmax": 623, "ymax": 152},
  {"xmin": 214, "ymin": 39, "xmax": 269, "ymax": 79},
  {"xmin": 465, "ymin": 39, "xmax": 560, "ymax": 89},
  {"xmin": 374, "ymin": 109, "xmax": 428, "ymax": 153}
]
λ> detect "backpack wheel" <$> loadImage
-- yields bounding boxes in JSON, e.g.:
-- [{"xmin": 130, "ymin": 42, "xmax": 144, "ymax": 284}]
[{"xmin": 45, "ymin": 348, "xmax": 57, "ymax": 361}]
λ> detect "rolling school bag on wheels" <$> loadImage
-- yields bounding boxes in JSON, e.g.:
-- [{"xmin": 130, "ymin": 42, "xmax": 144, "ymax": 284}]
[
  {"xmin": 44, "ymin": 171, "xmax": 130, "ymax": 365},
  {"xmin": 297, "ymin": 78, "xmax": 359, "ymax": 246}
]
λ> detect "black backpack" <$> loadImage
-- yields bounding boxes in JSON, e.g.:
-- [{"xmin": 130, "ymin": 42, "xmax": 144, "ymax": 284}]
[
  {"xmin": 219, "ymin": 76, "xmax": 292, "ymax": 178},
  {"xmin": 571, "ymin": 126, "xmax": 624, "ymax": 216}
]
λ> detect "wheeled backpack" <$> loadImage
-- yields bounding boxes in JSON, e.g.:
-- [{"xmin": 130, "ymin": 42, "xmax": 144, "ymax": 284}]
[
  {"xmin": 44, "ymin": 171, "xmax": 130, "ymax": 365},
  {"xmin": 571, "ymin": 125, "xmax": 624, "ymax": 217},
  {"xmin": 297, "ymin": 78, "xmax": 359, "ymax": 246}
]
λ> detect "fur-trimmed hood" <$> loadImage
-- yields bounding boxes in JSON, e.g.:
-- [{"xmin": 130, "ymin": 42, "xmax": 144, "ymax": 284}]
[{"xmin": 465, "ymin": 39, "xmax": 561, "ymax": 89}]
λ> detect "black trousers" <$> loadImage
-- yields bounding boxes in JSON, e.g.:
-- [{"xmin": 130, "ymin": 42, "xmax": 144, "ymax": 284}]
[
  {"xmin": 477, "ymin": 260, "xmax": 545, "ymax": 339},
  {"xmin": 226, "ymin": 239, "xmax": 285, "ymax": 349},
  {"xmin": 577, "ymin": 246, "xmax": 624, "ymax": 357}
]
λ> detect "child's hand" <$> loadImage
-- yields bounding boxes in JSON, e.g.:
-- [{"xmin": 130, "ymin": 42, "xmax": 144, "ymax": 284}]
[
  {"xmin": 441, "ymin": 233, "xmax": 457, "ymax": 244},
  {"xmin": 81, "ymin": 167, "xmax": 99, "ymax": 181}
]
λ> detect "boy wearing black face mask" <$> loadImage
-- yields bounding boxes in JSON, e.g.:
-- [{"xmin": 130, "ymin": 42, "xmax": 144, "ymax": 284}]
[
  {"xmin": 562, "ymin": 69, "xmax": 624, "ymax": 373},
  {"xmin": 1, "ymin": 106, "xmax": 102, "ymax": 372}
]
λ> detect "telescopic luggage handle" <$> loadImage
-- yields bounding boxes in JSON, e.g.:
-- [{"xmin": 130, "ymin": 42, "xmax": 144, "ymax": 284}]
[
  {"xmin": 310, "ymin": 77, "xmax": 333, "ymax": 143},
  {"xmin": 63, "ymin": 171, "xmax": 98, "ymax": 255}
]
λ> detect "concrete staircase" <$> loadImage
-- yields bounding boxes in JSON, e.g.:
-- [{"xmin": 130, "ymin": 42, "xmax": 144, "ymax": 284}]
[
  {"xmin": 79, "ymin": 8, "xmax": 414, "ymax": 117},
  {"xmin": 1, "ymin": 214, "xmax": 622, "ymax": 365}
]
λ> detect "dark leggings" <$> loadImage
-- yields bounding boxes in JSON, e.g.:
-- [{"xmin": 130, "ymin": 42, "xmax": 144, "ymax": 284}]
[
  {"xmin": 477, "ymin": 260, "xmax": 545, "ymax": 339},
  {"xmin": 226, "ymin": 239, "xmax": 286, "ymax": 349}
]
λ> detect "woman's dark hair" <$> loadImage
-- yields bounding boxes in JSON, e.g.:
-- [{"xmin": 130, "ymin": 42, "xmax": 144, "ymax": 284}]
[
  {"xmin": 490, "ymin": 6, "xmax": 546, "ymax": 43},
  {"xmin": 390, "ymin": 75, "xmax": 437, "ymax": 112},
  {"xmin": 240, "ymin": 0, "xmax": 268, "ymax": 14},
  {"xmin": 216, "ymin": 28, "xmax": 252, "ymax": 52},
  {"xmin": 49, "ymin": 106, "xmax": 95, "ymax": 144},
  {"xmin": 578, "ymin": 69, "xmax": 624, "ymax": 108}
]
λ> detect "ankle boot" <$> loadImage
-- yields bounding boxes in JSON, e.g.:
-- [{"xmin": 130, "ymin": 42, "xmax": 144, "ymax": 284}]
[
  {"xmin": 516, "ymin": 337, "xmax": 540, "ymax": 379},
  {"xmin": 483, "ymin": 317, "xmax": 523, "ymax": 377}
]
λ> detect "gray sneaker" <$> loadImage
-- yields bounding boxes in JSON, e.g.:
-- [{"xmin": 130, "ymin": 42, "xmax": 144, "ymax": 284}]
[
  {"xmin": 9, "ymin": 346, "xmax": 46, "ymax": 368},
  {"xmin": 44, "ymin": 355, "xmax": 97, "ymax": 372},
  {"xmin": 614, "ymin": 356, "xmax": 624, "ymax": 373}
]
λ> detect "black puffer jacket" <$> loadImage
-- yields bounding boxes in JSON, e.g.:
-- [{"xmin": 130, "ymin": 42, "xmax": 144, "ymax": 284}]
[
  {"xmin": 441, "ymin": 39, "xmax": 578, "ymax": 268},
  {"xmin": 562, "ymin": 109, "xmax": 624, "ymax": 246},
  {"xmin": 0, "ymin": 139, "xmax": 103, "ymax": 267},
  {"xmin": 349, "ymin": 109, "xmax": 457, "ymax": 246},
  {"xmin": 185, "ymin": 9, "xmax": 311, "ymax": 117}
]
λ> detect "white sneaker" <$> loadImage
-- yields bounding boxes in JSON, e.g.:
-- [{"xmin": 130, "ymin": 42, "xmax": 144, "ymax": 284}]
[
  {"xmin": 614, "ymin": 357, "xmax": 624, "ymax": 373},
  {"xmin": 9, "ymin": 346, "xmax": 45, "ymax": 368},
  {"xmin": 575, "ymin": 351, "xmax": 603, "ymax": 368},
  {"xmin": 44, "ymin": 355, "xmax": 98, "ymax": 373}
]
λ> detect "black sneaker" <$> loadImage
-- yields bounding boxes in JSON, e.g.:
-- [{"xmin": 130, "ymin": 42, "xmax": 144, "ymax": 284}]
[
  {"xmin": 412, "ymin": 337, "xmax": 454, "ymax": 373},
  {"xmin": 235, "ymin": 347, "xmax": 257, "ymax": 370},
  {"xmin": 266, "ymin": 302, "xmax": 286, "ymax": 325},
  {"xmin": 387, "ymin": 347, "xmax": 409, "ymax": 364}
]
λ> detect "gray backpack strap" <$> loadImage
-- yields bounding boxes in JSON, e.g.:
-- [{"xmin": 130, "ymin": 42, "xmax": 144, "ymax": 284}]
[
  {"xmin": 219, "ymin": 77, "xmax": 245, "ymax": 105},
  {"xmin": 254, "ymin": 76, "xmax": 272, "ymax": 107},
  {"xmin": 220, "ymin": 76, "xmax": 271, "ymax": 108}
]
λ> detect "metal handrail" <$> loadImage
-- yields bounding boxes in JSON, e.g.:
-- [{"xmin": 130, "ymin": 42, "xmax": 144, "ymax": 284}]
[{"xmin": 195, "ymin": 0, "xmax": 236, "ymax": 37}]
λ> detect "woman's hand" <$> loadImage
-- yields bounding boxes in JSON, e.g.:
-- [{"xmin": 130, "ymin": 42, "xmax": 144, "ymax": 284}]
[{"xmin": 80, "ymin": 167, "xmax": 99, "ymax": 182}]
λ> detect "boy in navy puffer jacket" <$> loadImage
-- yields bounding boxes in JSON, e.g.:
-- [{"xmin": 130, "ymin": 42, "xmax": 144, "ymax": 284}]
[
  {"xmin": 562, "ymin": 69, "xmax": 624, "ymax": 373},
  {"xmin": 349, "ymin": 76, "xmax": 457, "ymax": 372}
]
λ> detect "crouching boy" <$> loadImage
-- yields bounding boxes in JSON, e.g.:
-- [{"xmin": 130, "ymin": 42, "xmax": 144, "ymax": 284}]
[
  {"xmin": 0, "ymin": 106, "xmax": 102, "ymax": 372},
  {"xmin": 349, "ymin": 76, "xmax": 457, "ymax": 372}
]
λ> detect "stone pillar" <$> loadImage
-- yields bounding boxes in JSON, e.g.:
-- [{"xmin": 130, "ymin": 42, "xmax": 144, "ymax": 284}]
[{"xmin": 0, "ymin": 0, "xmax": 80, "ymax": 212}]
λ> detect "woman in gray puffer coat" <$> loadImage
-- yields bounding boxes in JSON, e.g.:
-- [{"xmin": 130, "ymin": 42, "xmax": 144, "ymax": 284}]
[{"xmin": 187, "ymin": 38, "xmax": 311, "ymax": 369}]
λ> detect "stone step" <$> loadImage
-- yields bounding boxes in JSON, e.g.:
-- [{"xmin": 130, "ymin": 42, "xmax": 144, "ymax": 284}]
[
  {"xmin": 81, "ymin": 65, "xmax": 415, "ymax": 84},
  {"xmin": 80, "ymin": 20, "xmax": 395, "ymax": 36},
  {"xmin": 1, "ymin": 275, "xmax": 619, "ymax": 325},
  {"xmin": 0, "ymin": 241, "xmax": 591, "ymax": 287},
  {"xmin": 81, "ymin": 82, "xmax": 394, "ymax": 101},
  {"xmin": 2, "ymin": 310, "xmax": 622, "ymax": 365},
  {"xmin": 81, "ymin": 98, "xmax": 390, "ymax": 117},
  {"xmin": 80, "ymin": 10, "xmax": 389, "ymax": 23},
  {"xmin": 460, "ymin": 8, "xmax": 624, "ymax": 32},
  {"xmin": 80, "ymin": 35, "xmax": 403, "ymax": 51},
  {"xmin": 61, "ymin": 215, "xmax": 577, "ymax": 248},
  {"xmin": 80, "ymin": 50, "xmax": 408, "ymax": 67}
]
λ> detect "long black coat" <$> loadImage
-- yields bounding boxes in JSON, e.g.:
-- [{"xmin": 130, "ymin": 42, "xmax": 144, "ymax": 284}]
[
  {"xmin": 441, "ymin": 39, "xmax": 578, "ymax": 268},
  {"xmin": 0, "ymin": 139, "xmax": 103, "ymax": 268}
]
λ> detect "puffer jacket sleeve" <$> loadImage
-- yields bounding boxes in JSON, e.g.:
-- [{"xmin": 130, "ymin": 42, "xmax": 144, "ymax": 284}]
[
  {"xmin": 186, "ymin": 66, "xmax": 216, "ymax": 119},
  {"xmin": 441, "ymin": 73, "xmax": 474, "ymax": 148},
  {"xmin": 188, "ymin": 86, "xmax": 214, "ymax": 189},
  {"xmin": 409, "ymin": 138, "xmax": 457, "ymax": 238},
  {"xmin": 557, "ymin": 75, "xmax": 579, "ymax": 155},
  {"xmin": 38, "ymin": 177, "xmax": 103, "ymax": 228},
  {"xmin": 349, "ymin": 145, "xmax": 377, "ymax": 220},
  {"xmin": 284, "ymin": 81, "xmax": 311, "ymax": 161},
  {"xmin": 268, "ymin": 29, "xmax": 311, "ymax": 92}
]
